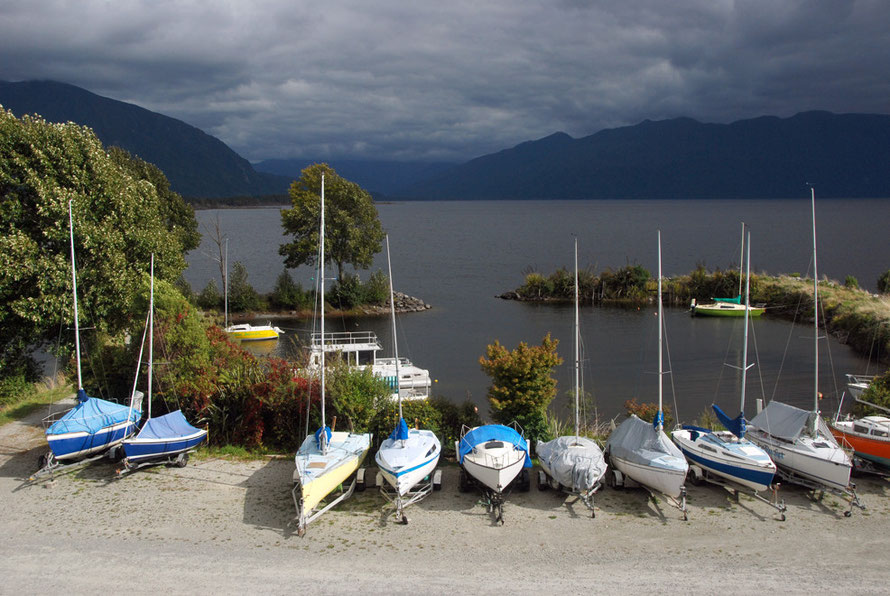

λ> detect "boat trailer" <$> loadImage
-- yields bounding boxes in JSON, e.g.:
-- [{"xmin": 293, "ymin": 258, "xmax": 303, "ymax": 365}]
[
  {"xmin": 537, "ymin": 469, "xmax": 602, "ymax": 518},
  {"xmin": 774, "ymin": 467, "xmax": 865, "ymax": 517},
  {"xmin": 687, "ymin": 464, "xmax": 787, "ymax": 521},
  {"xmin": 360, "ymin": 467, "xmax": 443, "ymax": 525}
]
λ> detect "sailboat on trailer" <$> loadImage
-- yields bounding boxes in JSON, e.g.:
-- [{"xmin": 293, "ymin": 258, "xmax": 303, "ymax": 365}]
[
  {"xmin": 33, "ymin": 200, "xmax": 142, "ymax": 480},
  {"xmin": 605, "ymin": 231, "xmax": 689, "ymax": 519},
  {"xmin": 672, "ymin": 228, "xmax": 785, "ymax": 519},
  {"xmin": 746, "ymin": 188, "xmax": 861, "ymax": 516},
  {"xmin": 374, "ymin": 235, "xmax": 442, "ymax": 523},
  {"xmin": 292, "ymin": 173, "xmax": 372, "ymax": 536},
  {"xmin": 120, "ymin": 255, "xmax": 207, "ymax": 472},
  {"xmin": 535, "ymin": 238, "xmax": 607, "ymax": 516}
]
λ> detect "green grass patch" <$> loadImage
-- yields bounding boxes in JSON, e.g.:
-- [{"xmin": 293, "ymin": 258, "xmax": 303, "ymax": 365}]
[{"xmin": 0, "ymin": 376, "xmax": 74, "ymax": 426}]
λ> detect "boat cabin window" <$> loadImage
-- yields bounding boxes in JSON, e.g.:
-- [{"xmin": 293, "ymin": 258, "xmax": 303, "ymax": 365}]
[
  {"xmin": 854, "ymin": 424, "xmax": 870, "ymax": 434},
  {"xmin": 358, "ymin": 350, "xmax": 374, "ymax": 365},
  {"xmin": 484, "ymin": 441, "xmax": 504, "ymax": 449},
  {"xmin": 812, "ymin": 442, "xmax": 830, "ymax": 449},
  {"xmin": 872, "ymin": 429, "xmax": 889, "ymax": 437}
]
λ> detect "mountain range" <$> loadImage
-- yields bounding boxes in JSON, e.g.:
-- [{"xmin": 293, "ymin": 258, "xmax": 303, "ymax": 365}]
[{"xmin": 2, "ymin": 80, "xmax": 889, "ymax": 200}]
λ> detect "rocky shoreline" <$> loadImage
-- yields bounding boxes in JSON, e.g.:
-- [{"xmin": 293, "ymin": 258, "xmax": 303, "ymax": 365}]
[{"xmin": 226, "ymin": 291, "xmax": 431, "ymax": 321}]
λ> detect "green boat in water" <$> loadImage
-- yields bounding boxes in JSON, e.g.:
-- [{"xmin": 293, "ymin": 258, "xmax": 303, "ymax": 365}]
[{"xmin": 690, "ymin": 223, "xmax": 765, "ymax": 317}]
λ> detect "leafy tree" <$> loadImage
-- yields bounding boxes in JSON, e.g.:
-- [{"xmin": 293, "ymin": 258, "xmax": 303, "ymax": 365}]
[
  {"xmin": 279, "ymin": 163, "xmax": 385, "ymax": 283},
  {"xmin": 878, "ymin": 269, "xmax": 890, "ymax": 294},
  {"xmin": 853, "ymin": 370, "xmax": 890, "ymax": 417},
  {"xmin": 479, "ymin": 333, "xmax": 563, "ymax": 442},
  {"xmin": 363, "ymin": 270, "xmax": 390, "ymax": 305},
  {"xmin": 844, "ymin": 275, "xmax": 859, "ymax": 289},
  {"xmin": 197, "ymin": 279, "xmax": 223, "ymax": 310},
  {"xmin": 270, "ymin": 269, "xmax": 307, "ymax": 310},
  {"xmin": 227, "ymin": 261, "xmax": 262, "ymax": 312},
  {"xmin": 0, "ymin": 107, "xmax": 199, "ymax": 379},
  {"xmin": 327, "ymin": 361, "xmax": 390, "ymax": 432}
]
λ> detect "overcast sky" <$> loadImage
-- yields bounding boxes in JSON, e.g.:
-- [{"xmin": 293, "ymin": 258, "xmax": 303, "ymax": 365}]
[{"xmin": 2, "ymin": 1, "xmax": 889, "ymax": 163}]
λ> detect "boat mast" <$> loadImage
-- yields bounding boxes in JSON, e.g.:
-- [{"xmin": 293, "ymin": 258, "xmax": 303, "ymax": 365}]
[
  {"xmin": 574, "ymin": 238, "xmax": 580, "ymax": 439},
  {"xmin": 224, "ymin": 239, "xmax": 228, "ymax": 329},
  {"xmin": 68, "ymin": 200, "xmax": 84, "ymax": 397},
  {"xmin": 148, "ymin": 254, "xmax": 154, "ymax": 419},
  {"xmin": 656, "ymin": 230, "xmax": 664, "ymax": 432},
  {"xmin": 738, "ymin": 222, "xmax": 745, "ymax": 297},
  {"xmin": 810, "ymin": 187, "xmax": 820, "ymax": 420},
  {"xmin": 319, "ymin": 174, "xmax": 327, "ymax": 451},
  {"xmin": 740, "ymin": 229, "xmax": 751, "ymax": 414},
  {"xmin": 385, "ymin": 235, "xmax": 403, "ymax": 420}
]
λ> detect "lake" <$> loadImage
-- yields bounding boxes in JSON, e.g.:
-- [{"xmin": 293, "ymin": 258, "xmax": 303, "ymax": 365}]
[{"xmin": 184, "ymin": 198, "xmax": 889, "ymax": 423}]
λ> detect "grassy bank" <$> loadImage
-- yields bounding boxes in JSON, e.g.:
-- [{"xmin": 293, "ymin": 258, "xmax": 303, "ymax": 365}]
[{"xmin": 504, "ymin": 267, "xmax": 890, "ymax": 365}]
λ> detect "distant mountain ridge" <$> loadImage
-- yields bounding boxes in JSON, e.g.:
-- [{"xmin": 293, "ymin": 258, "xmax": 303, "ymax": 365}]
[
  {"xmin": 253, "ymin": 158, "xmax": 455, "ymax": 197},
  {"xmin": 0, "ymin": 80, "xmax": 290, "ymax": 198},
  {"xmin": 399, "ymin": 112, "xmax": 890, "ymax": 199}
]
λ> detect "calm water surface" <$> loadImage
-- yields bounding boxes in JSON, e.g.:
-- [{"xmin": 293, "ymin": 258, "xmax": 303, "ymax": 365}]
[{"xmin": 184, "ymin": 199, "xmax": 889, "ymax": 422}]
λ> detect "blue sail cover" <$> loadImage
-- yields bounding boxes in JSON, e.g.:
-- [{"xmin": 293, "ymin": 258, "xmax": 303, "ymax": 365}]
[
  {"xmin": 713, "ymin": 404, "xmax": 746, "ymax": 438},
  {"xmin": 48, "ymin": 393, "xmax": 139, "ymax": 436},
  {"xmin": 315, "ymin": 425, "xmax": 332, "ymax": 449},
  {"xmin": 389, "ymin": 417, "xmax": 409, "ymax": 441},
  {"xmin": 458, "ymin": 424, "xmax": 532, "ymax": 468},
  {"xmin": 135, "ymin": 410, "xmax": 202, "ymax": 440}
]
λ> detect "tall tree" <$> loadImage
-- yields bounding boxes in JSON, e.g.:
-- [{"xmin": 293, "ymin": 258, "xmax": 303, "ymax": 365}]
[
  {"xmin": 0, "ymin": 107, "xmax": 200, "ymax": 378},
  {"xmin": 479, "ymin": 333, "xmax": 563, "ymax": 441},
  {"xmin": 279, "ymin": 163, "xmax": 385, "ymax": 283}
]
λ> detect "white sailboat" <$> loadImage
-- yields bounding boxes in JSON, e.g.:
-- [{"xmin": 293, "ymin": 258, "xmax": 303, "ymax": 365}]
[
  {"xmin": 535, "ymin": 238, "xmax": 607, "ymax": 516},
  {"xmin": 292, "ymin": 173, "xmax": 372, "ymax": 536},
  {"xmin": 672, "ymin": 229, "xmax": 785, "ymax": 518},
  {"xmin": 605, "ymin": 231, "xmax": 689, "ymax": 519},
  {"xmin": 374, "ymin": 235, "xmax": 442, "ymax": 523},
  {"xmin": 32, "ymin": 200, "xmax": 143, "ymax": 480},
  {"xmin": 746, "ymin": 188, "xmax": 861, "ymax": 516}
]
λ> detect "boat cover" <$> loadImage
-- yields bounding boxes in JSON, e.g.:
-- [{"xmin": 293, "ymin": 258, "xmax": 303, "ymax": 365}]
[
  {"xmin": 536, "ymin": 435, "xmax": 607, "ymax": 491},
  {"xmin": 749, "ymin": 400, "xmax": 838, "ymax": 444},
  {"xmin": 315, "ymin": 425, "xmax": 332, "ymax": 448},
  {"xmin": 134, "ymin": 410, "xmax": 202, "ymax": 440},
  {"xmin": 458, "ymin": 424, "xmax": 532, "ymax": 468},
  {"xmin": 712, "ymin": 404, "xmax": 746, "ymax": 438},
  {"xmin": 47, "ymin": 391, "xmax": 139, "ymax": 435},
  {"xmin": 605, "ymin": 414, "xmax": 684, "ymax": 467},
  {"xmin": 389, "ymin": 417, "xmax": 409, "ymax": 441},
  {"xmin": 713, "ymin": 295, "xmax": 742, "ymax": 304}
]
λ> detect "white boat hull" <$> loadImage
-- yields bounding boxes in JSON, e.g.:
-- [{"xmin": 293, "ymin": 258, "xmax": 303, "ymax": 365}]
[
  {"xmin": 610, "ymin": 452, "xmax": 687, "ymax": 500},
  {"xmin": 461, "ymin": 450, "xmax": 526, "ymax": 494},
  {"xmin": 746, "ymin": 427, "xmax": 851, "ymax": 492},
  {"xmin": 376, "ymin": 429, "xmax": 441, "ymax": 496},
  {"xmin": 672, "ymin": 429, "xmax": 776, "ymax": 492}
]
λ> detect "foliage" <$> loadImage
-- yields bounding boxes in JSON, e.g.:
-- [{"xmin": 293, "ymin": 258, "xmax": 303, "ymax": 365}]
[
  {"xmin": 329, "ymin": 272, "xmax": 365, "ymax": 310},
  {"xmin": 624, "ymin": 399, "xmax": 674, "ymax": 429},
  {"xmin": 174, "ymin": 275, "xmax": 196, "ymax": 305},
  {"xmin": 270, "ymin": 269, "xmax": 310, "ymax": 310},
  {"xmin": 371, "ymin": 398, "xmax": 444, "ymax": 448},
  {"xmin": 327, "ymin": 360, "xmax": 390, "ymax": 432},
  {"xmin": 227, "ymin": 261, "xmax": 263, "ymax": 312},
  {"xmin": 479, "ymin": 334, "xmax": 563, "ymax": 442},
  {"xmin": 844, "ymin": 275, "xmax": 859, "ymax": 289},
  {"xmin": 196, "ymin": 279, "xmax": 223, "ymax": 310},
  {"xmin": 363, "ymin": 270, "xmax": 390, "ymax": 305},
  {"xmin": 853, "ymin": 369, "xmax": 890, "ymax": 417},
  {"xmin": 427, "ymin": 395, "xmax": 482, "ymax": 455},
  {"xmin": 878, "ymin": 270, "xmax": 890, "ymax": 294},
  {"xmin": 0, "ymin": 107, "xmax": 199, "ymax": 380},
  {"xmin": 279, "ymin": 163, "xmax": 385, "ymax": 283}
]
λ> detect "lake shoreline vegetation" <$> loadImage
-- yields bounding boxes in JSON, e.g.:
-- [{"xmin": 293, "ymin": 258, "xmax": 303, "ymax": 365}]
[{"xmin": 502, "ymin": 264, "xmax": 890, "ymax": 366}]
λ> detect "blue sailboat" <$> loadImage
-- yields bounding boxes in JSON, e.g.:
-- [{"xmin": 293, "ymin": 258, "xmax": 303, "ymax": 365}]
[
  {"xmin": 121, "ymin": 255, "xmax": 207, "ymax": 471},
  {"xmin": 34, "ymin": 201, "xmax": 142, "ymax": 479}
]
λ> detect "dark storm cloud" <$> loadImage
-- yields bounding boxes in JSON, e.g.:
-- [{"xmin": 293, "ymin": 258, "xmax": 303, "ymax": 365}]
[{"xmin": 2, "ymin": 0, "xmax": 888, "ymax": 162}]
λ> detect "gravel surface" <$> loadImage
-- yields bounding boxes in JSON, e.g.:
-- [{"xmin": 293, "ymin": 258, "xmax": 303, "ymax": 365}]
[{"xmin": 2, "ymin": 404, "xmax": 889, "ymax": 594}]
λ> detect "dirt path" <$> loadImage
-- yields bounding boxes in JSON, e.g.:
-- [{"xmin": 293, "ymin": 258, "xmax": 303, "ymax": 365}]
[{"xmin": 2, "ymin": 409, "xmax": 889, "ymax": 594}]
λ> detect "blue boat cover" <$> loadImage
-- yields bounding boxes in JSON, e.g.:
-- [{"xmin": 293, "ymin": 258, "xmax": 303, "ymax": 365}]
[
  {"xmin": 389, "ymin": 417, "xmax": 409, "ymax": 441},
  {"xmin": 458, "ymin": 424, "xmax": 532, "ymax": 468},
  {"xmin": 135, "ymin": 410, "xmax": 202, "ymax": 440},
  {"xmin": 48, "ymin": 393, "xmax": 139, "ymax": 435},
  {"xmin": 713, "ymin": 404, "xmax": 746, "ymax": 438},
  {"xmin": 315, "ymin": 425, "xmax": 332, "ymax": 449}
]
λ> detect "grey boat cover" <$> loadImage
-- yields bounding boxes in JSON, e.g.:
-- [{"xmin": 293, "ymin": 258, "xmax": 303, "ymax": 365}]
[
  {"xmin": 605, "ymin": 414, "xmax": 684, "ymax": 467},
  {"xmin": 748, "ymin": 400, "xmax": 839, "ymax": 444},
  {"xmin": 536, "ymin": 435, "xmax": 607, "ymax": 491}
]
